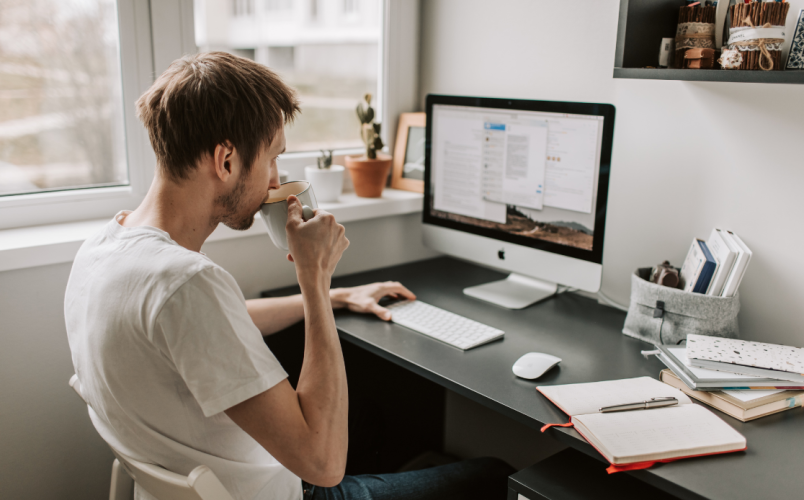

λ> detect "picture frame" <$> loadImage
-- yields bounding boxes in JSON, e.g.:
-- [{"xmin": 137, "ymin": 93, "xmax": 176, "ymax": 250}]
[
  {"xmin": 786, "ymin": 9, "xmax": 804, "ymax": 70},
  {"xmin": 391, "ymin": 112, "xmax": 426, "ymax": 193}
]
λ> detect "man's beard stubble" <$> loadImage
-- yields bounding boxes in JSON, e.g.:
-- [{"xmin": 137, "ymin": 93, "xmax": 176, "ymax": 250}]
[{"xmin": 216, "ymin": 173, "xmax": 260, "ymax": 231}]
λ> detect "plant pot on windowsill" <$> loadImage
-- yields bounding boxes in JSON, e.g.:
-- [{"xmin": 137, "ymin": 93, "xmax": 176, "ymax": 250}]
[
  {"xmin": 345, "ymin": 153, "xmax": 392, "ymax": 198},
  {"xmin": 305, "ymin": 150, "xmax": 344, "ymax": 202}
]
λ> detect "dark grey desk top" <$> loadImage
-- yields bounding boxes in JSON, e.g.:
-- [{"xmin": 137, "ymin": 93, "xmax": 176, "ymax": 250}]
[{"xmin": 270, "ymin": 257, "xmax": 803, "ymax": 500}]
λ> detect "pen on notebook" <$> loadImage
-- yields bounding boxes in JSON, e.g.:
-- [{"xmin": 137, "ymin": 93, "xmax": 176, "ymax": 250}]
[{"xmin": 599, "ymin": 397, "xmax": 678, "ymax": 413}]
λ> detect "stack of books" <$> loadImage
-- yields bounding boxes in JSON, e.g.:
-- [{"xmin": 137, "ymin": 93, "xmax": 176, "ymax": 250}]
[
  {"xmin": 680, "ymin": 228, "xmax": 752, "ymax": 296},
  {"xmin": 654, "ymin": 334, "xmax": 804, "ymax": 422}
]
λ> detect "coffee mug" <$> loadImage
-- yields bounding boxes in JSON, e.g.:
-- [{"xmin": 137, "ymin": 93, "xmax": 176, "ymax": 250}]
[{"xmin": 259, "ymin": 180, "xmax": 317, "ymax": 251}]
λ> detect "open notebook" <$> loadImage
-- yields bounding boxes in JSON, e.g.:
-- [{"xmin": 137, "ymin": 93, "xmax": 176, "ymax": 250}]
[{"xmin": 538, "ymin": 377, "xmax": 746, "ymax": 473}]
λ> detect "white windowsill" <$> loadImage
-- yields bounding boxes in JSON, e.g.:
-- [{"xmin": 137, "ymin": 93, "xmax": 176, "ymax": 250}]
[{"xmin": 0, "ymin": 189, "xmax": 423, "ymax": 273}]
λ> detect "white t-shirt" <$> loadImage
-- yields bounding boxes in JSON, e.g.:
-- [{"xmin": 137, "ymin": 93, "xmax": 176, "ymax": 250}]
[{"xmin": 65, "ymin": 213, "xmax": 302, "ymax": 500}]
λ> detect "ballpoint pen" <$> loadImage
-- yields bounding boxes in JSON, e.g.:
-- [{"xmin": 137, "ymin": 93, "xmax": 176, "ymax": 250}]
[{"xmin": 599, "ymin": 397, "xmax": 678, "ymax": 413}]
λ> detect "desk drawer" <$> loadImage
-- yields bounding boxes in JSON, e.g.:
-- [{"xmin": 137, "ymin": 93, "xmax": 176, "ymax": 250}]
[{"xmin": 507, "ymin": 448, "xmax": 678, "ymax": 500}]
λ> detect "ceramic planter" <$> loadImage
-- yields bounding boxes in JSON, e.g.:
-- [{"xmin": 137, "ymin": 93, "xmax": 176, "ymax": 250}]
[
  {"xmin": 304, "ymin": 165, "xmax": 344, "ymax": 203},
  {"xmin": 344, "ymin": 153, "xmax": 392, "ymax": 198}
]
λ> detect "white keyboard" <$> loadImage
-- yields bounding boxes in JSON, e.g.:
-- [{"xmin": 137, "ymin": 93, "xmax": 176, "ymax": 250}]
[{"xmin": 386, "ymin": 300, "xmax": 504, "ymax": 350}]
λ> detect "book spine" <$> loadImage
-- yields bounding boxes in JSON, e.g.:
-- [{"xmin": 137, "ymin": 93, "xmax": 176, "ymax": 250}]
[
  {"xmin": 722, "ymin": 232, "xmax": 752, "ymax": 297},
  {"xmin": 693, "ymin": 240, "xmax": 717, "ymax": 294},
  {"xmin": 680, "ymin": 238, "xmax": 705, "ymax": 292},
  {"xmin": 706, "ymin": 229, "xmax": 737, "ymax": 296}
]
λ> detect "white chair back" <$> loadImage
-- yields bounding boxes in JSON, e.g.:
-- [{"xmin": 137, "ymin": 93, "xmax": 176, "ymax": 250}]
[{"xmin": 69, "ymin": 375, "xmax": 235, "ymax": 500}]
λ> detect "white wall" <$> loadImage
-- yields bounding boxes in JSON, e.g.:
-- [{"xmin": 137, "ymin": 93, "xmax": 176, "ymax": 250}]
[
  {"xmin": 420, "ymin": 0, "xmax": 804, "ymax": 346},
  {"xmin": 0, "ymin": 213, "xmax": 436, "ymax": 499}
]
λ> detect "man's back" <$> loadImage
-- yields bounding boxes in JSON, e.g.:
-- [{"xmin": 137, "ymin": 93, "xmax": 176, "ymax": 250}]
[{"xmin": 65, "ymin": 213, "xmax": 301, "ymax": 500}]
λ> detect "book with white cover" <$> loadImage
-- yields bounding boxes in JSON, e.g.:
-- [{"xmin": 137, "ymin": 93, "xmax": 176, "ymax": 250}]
[
  {"xmin": 706, "ymin": 228, "xmax": 738, "ymax": 296},
  {"xmin": 537, "ymin": 377, "xmax": 746, "ymax": 470},
  {"xmin": 721, "ymin": 231, "xmax": 752, "ymax": 297},
  {"xmin": 686, "ymin": 334, "xmax": 804, "ymax": 383},
  {"xmin": 654, "ymin": 345, "xmax": 804, "ymax": 390}
]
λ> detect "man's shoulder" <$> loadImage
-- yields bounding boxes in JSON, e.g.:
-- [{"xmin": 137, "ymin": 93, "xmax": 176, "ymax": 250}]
[{"xmin": 67, "ymin": 221, "xmax": 228, "ymax": 329}]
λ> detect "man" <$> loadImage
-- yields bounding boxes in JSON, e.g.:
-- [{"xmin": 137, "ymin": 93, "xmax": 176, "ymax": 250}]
[{"xmin": 65, "ymin": 52, "xmax": 512, "ymax": 500}]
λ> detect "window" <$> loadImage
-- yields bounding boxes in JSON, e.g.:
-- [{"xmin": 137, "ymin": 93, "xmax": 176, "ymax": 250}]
[
  {"xmin": 232, "ymin": 0, "xmax": 255, "ymax": 16},
  {"xmin": 0, "ymin": 0, "xmax": 127, "ymax": 198},
  {"xmin": 343, "ymin": 0, "xmax": 358, "ymax": 15},
  {"xmin": 195, "ymin": 0, "xmax": 381, "ymax": 153}
]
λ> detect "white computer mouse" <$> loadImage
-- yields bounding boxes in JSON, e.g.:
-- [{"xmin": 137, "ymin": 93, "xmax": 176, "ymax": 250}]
[{"xmin": 512, "ymin": 352, "xmax": 562, "ymax": 380}]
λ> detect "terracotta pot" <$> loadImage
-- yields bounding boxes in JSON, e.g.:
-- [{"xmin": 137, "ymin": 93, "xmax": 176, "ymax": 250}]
[{"xmin": 344, "ymin": 153, "xmax": 392, "ymax": 198}]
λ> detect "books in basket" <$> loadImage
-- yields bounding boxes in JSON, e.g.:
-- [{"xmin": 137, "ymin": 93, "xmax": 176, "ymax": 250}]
[
  {"xmin": 687, "ymin": 334, "xmax": 804, "ymax": 384},
  {"xmin": 537, "ymin": 377, "xmax": 746, "ymax": 473},
  {"xmin": 653, "ymin": 345, "xmax": 804, "ymax": 391},
  {"xmin": 680, "ymin": 238, "xmax": 717, "ymax": 294},
  {"xmin": 660, "ymin": 369, "xmax": 804, "ymax": 422},
  {"xmin": 683, "ymin": 227, "xmax": 752, "ymax": 297},
  {"xmin": 705, "ymin": 228, "xmax": 738, "ymax": 296}
]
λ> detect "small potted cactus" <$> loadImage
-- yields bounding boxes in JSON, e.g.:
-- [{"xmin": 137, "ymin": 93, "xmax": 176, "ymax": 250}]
[
  {"xmin": 344, "ymin": 93, "xmax": 392, "ymax": 198},
  {"xmin": 305, "ymin": 149, "xmax": 344, "ymax": 203}
]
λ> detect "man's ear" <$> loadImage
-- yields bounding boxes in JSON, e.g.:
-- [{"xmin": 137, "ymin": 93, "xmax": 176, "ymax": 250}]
[{"xmin": 212, "ymin": 141, "xmax": 235, "ymax": 182}]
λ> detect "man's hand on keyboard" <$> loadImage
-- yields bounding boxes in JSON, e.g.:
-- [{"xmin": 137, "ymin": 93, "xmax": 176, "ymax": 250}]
[{"xmin": 330, "ymin": 282, "xmax": 416, "ymax": 321}]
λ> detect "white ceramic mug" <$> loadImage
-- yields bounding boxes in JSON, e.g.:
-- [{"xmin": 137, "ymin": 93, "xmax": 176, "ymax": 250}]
[{"xmin": 259, "ymin": 180, "xmax": 317, "ymax": 251}]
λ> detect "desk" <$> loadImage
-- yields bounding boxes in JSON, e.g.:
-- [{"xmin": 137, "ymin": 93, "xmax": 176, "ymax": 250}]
[{"xmin": 269, "ymin": 257, "xmax": 803, "ymax": 500}]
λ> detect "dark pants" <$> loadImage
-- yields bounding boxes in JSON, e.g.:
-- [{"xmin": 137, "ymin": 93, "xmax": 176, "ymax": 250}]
[{"xmin": 302, "ymin": 457, "xmax": 514, "ymax": 500}]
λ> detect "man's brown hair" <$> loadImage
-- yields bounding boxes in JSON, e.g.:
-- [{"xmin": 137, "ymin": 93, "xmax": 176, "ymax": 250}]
[{"xmin": 136, "ymin": 51, "xmax": 300, "ymax": 181}]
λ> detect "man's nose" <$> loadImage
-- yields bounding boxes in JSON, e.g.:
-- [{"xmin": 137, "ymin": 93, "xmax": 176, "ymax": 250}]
[{"xmin": 268, "ymin": 168, "xmax": 281, "ymax": 189}]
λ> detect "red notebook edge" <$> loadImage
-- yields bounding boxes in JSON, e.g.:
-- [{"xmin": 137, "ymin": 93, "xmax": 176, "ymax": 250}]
[{"xmin": 535, "ymin": 386, "xmax": 747, "ymax": 474}]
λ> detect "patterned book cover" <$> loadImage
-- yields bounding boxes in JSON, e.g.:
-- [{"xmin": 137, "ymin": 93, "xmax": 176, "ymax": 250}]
[
  {"xmin": 687, "ymin": 334, "xmax": 804, "ymax": 374},
  {"xmin": 787, "ymin": 9, "xmax": 804, "ymax": 70}
]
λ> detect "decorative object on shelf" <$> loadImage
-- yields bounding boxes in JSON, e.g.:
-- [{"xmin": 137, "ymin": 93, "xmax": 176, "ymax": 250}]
[
  {"xmin": 345, "ymin": 93, "xmax": 392, "ymax": 198},
  {"xmin": 305, "ymin": 150, "xmax": 344, "ymax": 203},
  {"xmin": 714, "ymin": 0, "xmax": 731, "ymax": 49},
  {"xmin": 673, "ymin": 4, "xmax": 716, "ymax": 69},
  {"xmin": 685, "ymin": 47, "xmax": 716, "ymax": 69},
  {"xmin": 658, "ymin": 37, "xmax": 674, "ymax": 68},
  {"xmin": 725, "ymin": 1, "xmax": 790, "ymax": 71},
  {"xmin": 718, "ymin": 48, "xmax": 743, "ymax": 69},
  {"xmin": 786, "ymin": 9, "xmax": 804, "ymax": 70},
  {"xmin": 391, "ymin": 112, "xmax": 425, "ymax": 193}
]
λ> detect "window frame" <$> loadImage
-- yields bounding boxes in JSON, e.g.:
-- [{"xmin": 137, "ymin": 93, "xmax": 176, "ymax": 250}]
[
  {"xmin": 0, "ymin": 0, "xmax": 420, "ymax": 230},
  {"xmin": 0, "ymin": 0, "xmax": 157, "ymax": 231},
  {"xmin": 276, "ymin": 0, "xmax": 421, "ymax": 174}
]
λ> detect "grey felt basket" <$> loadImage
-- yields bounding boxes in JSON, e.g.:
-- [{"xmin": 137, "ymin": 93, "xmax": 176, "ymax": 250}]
[{"xmin": 622, "ymin": 268, "xmax": 740, "ymax": 345}]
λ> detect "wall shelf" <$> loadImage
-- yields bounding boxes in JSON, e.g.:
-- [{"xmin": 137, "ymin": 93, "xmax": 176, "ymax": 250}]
[
  {"xmin": 614, "ymin": 67, "xmax": 804, "ymax": 84},
  {"xmin": 614, "ymin": 0, "xmax": 804, "ymax": 84}
]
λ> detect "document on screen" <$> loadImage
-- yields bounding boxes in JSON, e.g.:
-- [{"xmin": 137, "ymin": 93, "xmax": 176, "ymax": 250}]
[
  {"xmin": 480, "ymin": 119, "xmax": 548, "ymax": 210},
  {"xmin": 432, "ymin": 112, "xmax": 507, "ymax": 223},
  {"xmin": 543, "ymin": 117, "xmax": 600, "ymax": 214}
]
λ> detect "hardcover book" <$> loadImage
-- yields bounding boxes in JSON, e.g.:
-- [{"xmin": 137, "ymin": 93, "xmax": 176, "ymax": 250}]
[
  {"xmin": 661, "ymin": 369, "xmax": 804, "ymax": 422},
  {"xmin": 654, "ymin": 345, "xmax": 804, "ymax": 390},
  {"xmin": 687, "ymin": 334, "xmax": 804, "ymax": 384},
  {"xmin": 680, "ymin": 239, "xmax": 717, "ymax": 294}
]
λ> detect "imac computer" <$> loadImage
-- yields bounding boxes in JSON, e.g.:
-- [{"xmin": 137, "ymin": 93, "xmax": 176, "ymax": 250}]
[{"xmin": 423, "ymin": 95, "xmax": 615, "ymax": 309}]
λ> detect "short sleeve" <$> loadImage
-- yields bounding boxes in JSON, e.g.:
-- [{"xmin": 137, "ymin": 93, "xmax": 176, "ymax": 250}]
[{"xmin": 152, "ymin": 266, "xmax": 288, "ymax": 417}]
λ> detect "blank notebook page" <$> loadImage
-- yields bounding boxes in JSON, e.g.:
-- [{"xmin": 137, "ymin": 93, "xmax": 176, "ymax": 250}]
[
  {"xmin": 538, "ymin": 377, "xmax": 692, "ymax": 416},
  {"xmin": 573, "ymin": 405, "xmax": 747, "ymax": 464}
]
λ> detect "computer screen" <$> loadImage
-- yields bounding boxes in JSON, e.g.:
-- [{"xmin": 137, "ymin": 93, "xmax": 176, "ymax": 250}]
[{"xmin": 424, "ymin": 96, "xmax": 614, "ymax": 265}]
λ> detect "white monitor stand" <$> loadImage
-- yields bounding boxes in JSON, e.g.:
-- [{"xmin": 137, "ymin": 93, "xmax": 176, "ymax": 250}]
[
  {"xmin": 463, "ymin": 274, "xmax": 557, "ymax": 310},
  {"xmin": 422, "ymin": 225, "xmax": 602, "ymax": 310}
]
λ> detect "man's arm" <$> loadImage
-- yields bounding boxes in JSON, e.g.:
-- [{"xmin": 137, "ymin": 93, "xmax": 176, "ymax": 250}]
[
  {"xmin": 246, "ymin": 282, "xmax": 417, "ymax": 336},
  {"xmin": 226, "ymin": 197, "xmax": 350, "ymax": 487}
]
